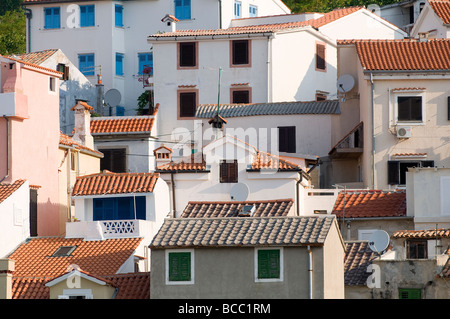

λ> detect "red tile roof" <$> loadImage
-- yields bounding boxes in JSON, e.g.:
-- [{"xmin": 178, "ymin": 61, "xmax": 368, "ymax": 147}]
[
  {"xmin": 72, "ymin": 171, "xmax": 160, "ymax": 196},
  {"xmin": 8, "ymin": 236, "xmax": 143, "ymax": 278},
  {"xmin": 9, "ymin": 49, "xmax": 58, "ymax": 65},
  {"xmin": 149, "ymin": 7, "xmax": 363, "ymax": 38},
  {"xmin": 90, "ymin": 116, "xmax": 155, "ymax": 134},
  {"xmin": 332, "ymin": 190, "xmax": 407, "ymax": 218},
  {"xmin": 156, "ymin": 153, "xmax": 207, "ymax": 172},
  {"xmin": 393, "ymin": 228, "xmax": 450, "ymax": 239},
  {"xmin": 59, "ymin": 132, "xmax": 102, "ymax": 156},
  {"xmin": 344, "ymin": 241, "xmax": 377, "ymax": 286},
  {"xmin": 1, "ymin": 54, "xmax": 62, "ymax": 76},
  {"xmin": 181, "ymin": 199, "xmax": 294, "ymax": 218},
  {"xmin": 350, "ymin": 39, "xmax": 450, "ymax": 71},
  {"xmin": 0, "ymin": 180, "xmax": 26, "ymax": 204},
  {"xmin": 12, "ymin": 277, "xmax": 51, "ymax": 299},
  {"xmin": 429, "ymin": 0, "xmax": 450, "ymax": 25}
]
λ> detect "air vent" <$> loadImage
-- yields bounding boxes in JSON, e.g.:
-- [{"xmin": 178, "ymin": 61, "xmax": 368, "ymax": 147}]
[{"xmin": 397, "ymin": 126, "xmax": 411, "ymax": 138}]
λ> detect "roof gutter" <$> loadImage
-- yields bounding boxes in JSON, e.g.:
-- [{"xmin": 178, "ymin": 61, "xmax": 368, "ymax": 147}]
[{"xmin": 0, "ymin": 116, "xmax": 10, "ymax": 184}]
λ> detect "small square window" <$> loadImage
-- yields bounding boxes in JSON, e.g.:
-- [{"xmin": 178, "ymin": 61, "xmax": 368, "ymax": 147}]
[
  {"xmin": 278, "ymin": 126, "xmax": 296, "ymax": 153},
  {"xmin": 407, "ymin": 239, "xmax": 428, "ymax": 259},
  {"xmin": 44, "ymin": 7, "xmax": 60, "ymax": 29},
  {"xmin": 397, "ymin": 96, "xmax": 422, "ymax": 122},
  {"xmin": 57, "ymin": 63, "xmax": 69, "ymax": 81},
  {"xmin": 220, "ymin": 160, "xmax": 238, "ymax": 183},
  {"xmin": 78, "ymin": 54, "xmax": 95, "ymax": 76},
  {"xmin": 138, "ymin": 53, "xmax": 153, "ymax": 75},
  {"xmin": 249, "ymin": 5, "xmax": 258, "ymax": 17},
  {"xmin": 166, "ymin": 250, "xmax": 194, "ymax": 284},
  {"xmin": 232, "ymin": 89, "xmax": 250, "ymax": 104},
  {"xmin": 231, "ymin": 40, "xmax": 250, "ymax": 66},
  {"xmin": 256, "ymin": 248, "xmax": 283, "ymax": 282},
  {"xmin": 174, "ymin": 0, "xmax": 191, "ymax": 20}
]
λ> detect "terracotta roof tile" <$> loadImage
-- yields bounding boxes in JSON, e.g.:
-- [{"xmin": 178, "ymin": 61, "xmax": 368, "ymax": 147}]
[
  {"xmin": 12, "ymin": 277, "xmax": 51, "ymax": 299},
  {"xmin": 393, "ymin": 228, "xmax": 450, "ymax": 239},
  {"xmin": 429, "ymin": 0, "xmax": 450, "ymax": 25},
  {"xmin": 150, "ymin": 216, "xmax": 336, "ymax": 248},
  {"xmin": 156, "ymin": 153, "xmax": 207, "ymax": 172},
  {"xmin": 104, "ymin": 272, "xmax": 150, "ymax": 299},
  {"xmin": 181, "ymin": 199, "xmax": 294, "ymax": 218},
  {"xmin": 90, "ymin": 116, "xmax": 155, "ymax": 134},
  {"xmin": 0, "ymin": 180, "xmax": 26, "ymax": 204},
  {"xmin": 251, "ymin": 151, "xmax": 301, "ymax": 171},
  {"xmin": 72, "ymin": 171, "xmax": 159, "ymax": 196},
  {"xmin": 344, "ymin": 241, "xmax": 377, "ymax": 286},
  {"xmin": 353, "ymin": 39, "xmax": 450, "ymax": 71},
  {"xmin": 7, "ymin": 237, "xmax": 143, "ymax": 278},
  {"xmin": 332, "ymin": 190, "xmax": 407, "ymax": 218},
  {"xmin": 9, "ymin": 49, "xmax": 58, "ymax": 65},
  {"xmin": 0, "ymin": 54, "xmax": 62, "ymax": 76},
  {"xmin": 59, "ymin": 132, "xmax": 102, "ymax": 156}
]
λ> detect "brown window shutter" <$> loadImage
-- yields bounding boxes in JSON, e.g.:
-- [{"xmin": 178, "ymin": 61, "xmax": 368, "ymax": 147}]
[{"xmin": 316, "ymin": 44, "xmax": 326, "ymax": 70}]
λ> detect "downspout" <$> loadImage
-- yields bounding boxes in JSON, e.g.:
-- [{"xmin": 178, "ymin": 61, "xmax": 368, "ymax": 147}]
[
  {"xmin": 307, "ymin": 245, "xmax": 313, "ymax": 299},
  {"xmin": 22, "ymin": 7, "xmax": 32, "ymax": 53},
  {"xmin": 1, "ymin": 116, "xmax": 10, "ymax": 184},
  {"xmin": 370, "ymin": 72, "xmax": 375, "ymax": 189},
  {"xmin": 170, "ymin": 172, "xmax": 176, "ymax": 218},
  {"xmin": 296, "ymin": 172, "xmax": 303, "ymax": 216},
  {"xmin": 218, "ymin": 0, "xmax": 222, "ymax": 29},
  {"xmin": 267, "ymin": 35, "xmax": 273, "ymax": 102}
]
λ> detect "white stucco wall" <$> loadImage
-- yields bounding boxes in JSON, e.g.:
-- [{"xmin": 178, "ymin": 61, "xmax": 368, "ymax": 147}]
[
  {"xmin": 410, "ymin": 4, "xmax": 450, "ymax": 39},
  {"xmin": 0, "ymin": 181, "xmax": 30, "ymax": 258}
]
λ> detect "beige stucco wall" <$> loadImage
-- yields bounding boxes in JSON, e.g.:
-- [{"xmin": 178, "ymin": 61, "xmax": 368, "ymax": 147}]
[{"xmin": 323, "ymin": 219, "xmax": 345, "ymax": 299}]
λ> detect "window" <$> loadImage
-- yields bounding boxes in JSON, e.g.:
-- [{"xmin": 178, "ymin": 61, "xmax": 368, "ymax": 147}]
[
  {"xmin": 80, "ymin": 5, "xmax": 95, "ymax": 27},
  {"xmin": 78, "ymin": 54, "xmax": 95, "ymax": 76},
  {"xmin": 57, "ymin": 63, "xmax": 69, "ymax": 81},
  {"xmin": 220, "ymin": 160, "xmax": 238, "ymax": 183},
  {"xmin": 407, "ymin": 239, "xmax": 427, "ymax": 259},
  {"xmin": 44, "ymin": 7, "xmax": 60, "ymax": 29},
  {"xmin": 174, "ymin": 0, "xmax": 191, "ymax": 20},
  {"xmin": 398, "ymin": 96, "xmax": 422, "ymax": 122},
  {"xmin": 249, "ymin": 5, "xmax": 258, "ymax": 17},
  {"xmin": 316, "ymin": 93, "xmax": 326, "ymax": 101},
  {"xmin": 138, "ymin": 53, "xmax": 153, "ymax": 76},
  {"xmin": 399, "ymin": 288, "xmax": 421, "ymax": 299},
  {"xmin": 231, "ymin": 40, "xmax": 250, "ymax": 66},
  {"xmin": 166, "ymin": 251, "xmax": 194, "ymax": 284},
  {"xmin": 93, "ymin": 196, "xmax": 146, "ymax": 220},
  {"xmin": 234, "ymin": 1, "xmax": 242, "ymax": 18},
  {"xmin": 316, "ymin": 43, "xmax": 326, "ymax": 71},
  {"xmin": 100, "ymin": 148, "xmax": 126, "ymax": 172},
  {"xmin": 49, "ymin": 77, "xmax": 56, "ymax": 92},
  {"xmin": 278, "ymin": 126, "xmax": 296, "ymax": 153},
  {"xmin": 52, "ymin": 246, "xmax": 77, "ymax": 257},
  {"xmin": 178, "ymin": 90, "xmax": 197, "ymax": 118},
  {"xmin": 116, "ymin": 53, "xmax": 124, "ymax": 76},
  {"xmin": 255, "ymin": 248, "xmax": 282, "ymax": 281},
  {"xmin": 70, "ymin": 152, "xmax": 76, "ymax": 171},
  {"xmin": 178, "ymin": 42, "xmax": 197, "ymax": 68},
  {"xmin": 231, "ymin": 89, "xmax": 250, "ymax": 104},
  {"xmin": 115, "ymin": 4, "xmax": 123, "ymax": 27},
  {"xmin": 387, "ymin": 160, "xmax": 434, "ymax": 185}
]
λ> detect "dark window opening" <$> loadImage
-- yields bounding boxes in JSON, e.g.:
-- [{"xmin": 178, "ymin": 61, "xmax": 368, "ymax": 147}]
[
  {"xmin": 29, "ymin": 189, "xmax": 38, "ymax": 237},
  {"xmin": 232, "ymin": 40, "xmax": 249, "ymax": 65},
  {"xmin": 278, "ymin": 126, "xmax": 296, "ymax": 153},
  {"xmin": 100, "ymin": 148, "xmax": 126, "ymax": 173},
  {"xmin": 93, "ymin": 196, "xmax": 146, "ymax": 221},
  {"xmin": 179, "ymin": 42, "xmax": 196, "ymax": 67},
  {"xmin": 407, "ymin": 239, "xmax": 427, "ymax": 259},
  {"xmin": 316, "ymin": 43, "xmax": 326, "ymax": 70},
  {"xmin": 388, "ymin": 160, "xmax": 434, "ymax": 185},
  {"xmin": 52, "ymin": 246, "xmax": 77, "ymax": 257},
  {"xmin": 232, "ymin": 90, "xmax": 250, "ymax": 104},
  {"xmin": 179, "ymin": 91, "xmax": 197, "ymax": 117},
  {"xmin": 57, "ymin": 63, "xmax": 69, "ymax": 81},
  {"xmin": 220, "ymin": 160, "xmax": 238, "ymax": 183},
  {"xmin": 398, "ymin": 96, "xmax": 422, "ymax": 122}
]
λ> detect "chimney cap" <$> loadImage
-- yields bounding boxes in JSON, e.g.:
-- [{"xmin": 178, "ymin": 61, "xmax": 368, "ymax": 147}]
[{"xmin": 71, "ymin": 100, "xmax": 94, "ymax": 111}]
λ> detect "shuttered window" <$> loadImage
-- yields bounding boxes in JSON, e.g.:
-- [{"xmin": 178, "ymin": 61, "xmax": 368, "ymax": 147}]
[
  {"xmin": 399, "ymin": 288, "xmax": 421, "ymax": 299},
  {"xmin": 232, "ymin": 40, "xmax": 249, "ymax": 66},
  {"xmin": 220, "ymin": 160, "xmax": 238, "ymax": 183},
  {"xmin": 179, "ymin": 91, "xmax": 197, "ymax": 117},
  {"xmin": 179, "ymin": 42, "xmax": 196, "ymax": 67},
  {"xmin": 232, "ymin": 90, "xmax": 250, "ymax": 104},
  {"xmin": 93, "ymin": 196, "xmax": 146, "ymax": 221},
  {"xmin": 44, "ymin": 7, "xmax": 60, "ymax": 29},
  {"xmin": 168, "ymin": 252, "xmax": 191, "ymax": 282},
  {"xmin": 316, "ymin": 43, "xmax": 326, "ymax": 70},
  {"xmin": 174, "ymin": 0, "xmax": 191, "ymax": 20},
  {"xmin": 278, "ymin": 126, "xmax": 296, "ymax": 153},
  {"xmin": 80, "ymin": 5, "xmax": 95, "ymax": 27},
  {"xmin": 257, "ymin": 249, "xmax": 281, "ymax": 280}
]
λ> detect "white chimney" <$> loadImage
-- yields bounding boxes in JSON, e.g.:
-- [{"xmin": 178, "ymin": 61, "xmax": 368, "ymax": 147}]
[
  {"xmin": 71, "ymin": 99, "xmax": 94, "ymax": 150},
  {"xmin": 154, "ymin": 145, "xmax": 173, "ymax": 167},
  {"xmin": 0, "ymin": 259, "xmax": 14, "ymax": 299},
  {"xmin": 161, "ymin": 14, "xmax": 179, "ymax": 32}
]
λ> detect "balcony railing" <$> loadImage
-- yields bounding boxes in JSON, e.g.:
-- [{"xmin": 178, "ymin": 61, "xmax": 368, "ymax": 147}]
[{"xmin": 66, "ymin": 219, "xmax": 154, "ymax": 240}]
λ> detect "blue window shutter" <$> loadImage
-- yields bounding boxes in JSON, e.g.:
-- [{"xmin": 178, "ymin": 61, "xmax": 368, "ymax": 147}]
[
  {"xmin": 115, "ymin": 5, "xmax": 123, "ymax": 27},
  {"xmin": 138, "ymin": 53, "xmax": 153, "ymax": 75},
  {"xmin": 116, "ymin": 106, "xmax": 125, "ymax": 116},
  {"xmin": 44, "ymin": 7, "xmax": 60, "ymax": 29},
  {"xmin": 79, "ymin": 54, "xmax": 95, "ymax": 76},
  {"xmin": 80, "ymin": 5, "xmax": 95, "ymax": 27},
  {"xmin": 175, "ymin": 0, "xmax": 190, "ymax": 20},
  {"xmin": 116, "ymin": 53, "xmax": 124, "ymax": 76}
]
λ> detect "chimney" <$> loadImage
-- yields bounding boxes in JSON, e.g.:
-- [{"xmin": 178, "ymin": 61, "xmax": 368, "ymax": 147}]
[
  {"xmin": 2, "ymin": 62, "xmax": 23, "ymax": 94},
  {"xmin": 96, "ymin": 74, "xmax": 104, "ymax": 116},
  {"xmin": 161, "ymin": 14, "xmax": 179, "ymax": 32},
  {"xmin": 154, "ymin": 145, "xmax": 173, "ymax": 167},
  {"xmin": 418, "ymin": 32, "xmax": 429, "ymax": 42},
  {"xmin": 208, "ymin": 114, "xmax": 227, "ymax": 140},
  {"xmin": 71, "ymin": 99, "xmax": 94, "ymax": 149},
  {"xmin": 0, "ymin": 259, "xmax": 15, "ymax": 299}
]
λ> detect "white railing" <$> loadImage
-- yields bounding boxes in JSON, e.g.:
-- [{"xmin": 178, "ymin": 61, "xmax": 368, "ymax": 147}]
[{"xmin": 101, "ymin": 220, "xmax": 137, "ymax": 237}]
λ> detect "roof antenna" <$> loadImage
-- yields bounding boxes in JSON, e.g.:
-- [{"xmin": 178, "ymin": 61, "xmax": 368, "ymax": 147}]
[{"xmin": 209, "ymin": 68, "xmax": 226, "ymax": 138}]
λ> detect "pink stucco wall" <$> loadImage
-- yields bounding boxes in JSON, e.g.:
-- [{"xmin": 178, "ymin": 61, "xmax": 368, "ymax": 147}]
[{"xmin": 0, "ymin": 61, "xmax": 61, "ymax": 236}]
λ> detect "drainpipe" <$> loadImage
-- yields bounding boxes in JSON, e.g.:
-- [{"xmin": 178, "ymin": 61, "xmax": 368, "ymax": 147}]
[
  {"xmin": 296, "ymin": 172, "xmax": 303, "ymax": 216},
  {"xmin": 370, "ymin": 72, "xmax": 375, "ymax": 189},
  {"xmin": 22, "ymin": 7, "xmax": 32, "ymax": 53},
  {"xmin": 170, "ymin": 172, "xmax": 176, "ymax": 218},
  {"xmin": 218, "ymin": 0, "xmax": 222, "ymax": 29},
  {"xmin": 267, "ymin": 35, "xmax": 273, "ymax": 103},
  {"xmin": 0, "ymin": 116, "xmax": 10, "ymax": 184},
  {"xmin": 307, "ymin": 245, "xmax": 313, "ymax": 299}
]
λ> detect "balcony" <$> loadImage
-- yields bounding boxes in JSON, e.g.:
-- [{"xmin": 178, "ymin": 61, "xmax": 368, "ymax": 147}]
[{"xmin": 65, "ymin": 219, "xmax": 154, "ymax": 241}]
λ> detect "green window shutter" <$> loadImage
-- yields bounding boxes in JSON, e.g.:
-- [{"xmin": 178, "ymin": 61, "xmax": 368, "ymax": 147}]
[
  {"xmin": 169, "ymin": 252, "xmax": 191, "ymax": 281},
  {"xmin": 258, "ymin": 249, "xmax": 280, "ymax": 279},
  {"xmin": 399, "ymin": 288, "xmax": 421, "ymax": 299}
]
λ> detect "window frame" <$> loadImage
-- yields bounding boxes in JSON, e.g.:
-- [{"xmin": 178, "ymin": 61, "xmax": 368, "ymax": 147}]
[
  {"xmin": 44, "ymin": 7, "xmax": 61, "ymax": 29},
  {"xmin": 78, "ymin": 53, "xmax": 95, "ymax": 76},
  {"xmin": 79, "ymin": 4, "xmax": 95, "ymax": 28},
  {"xmin": 387, "ymin": 160, "xmax": 434, "ymax": 186},
  {"xmin": 115, "ymin": 53, "xmax": 124, "ymax": 76},
  {"xmin": 57, "ymin": 63, "xmax": 69, "ymax": 81},
  {"xmin": 174, "ymin": 0, "xmax": 191, "ymax": 21},
  {"xmin": 249, "ymin": 5, "xmax": 258, "ymax": 17},
  {"xmin": 230, "ymin": 87, "xmax": 251, "ymax": 104},
  {"xmin": 165, "ymin": 249, "xmax": 195, "ymax": 285},
  {"xmin": 230, "ymin": 39, "xmax": 251, "ymax": 68},
  {"xmin": 234, "ymin": 1, "xmax": 242, "ymax": 19},
  {"xmin": 115, "ymin": 4, "xmax": 124, "ymax": 28},
  {"xmin": 219, "ymin": 160, "xmax": 238, "ymax": 183},
  {"xmin": 138, "ymin": 52, "xmax": 153, "ymax": 76},
  {"xmin": 278, "ymin": 126, "xmax": 296, "ymax": 153},
  {"xmin": 393, "ymin": 91, "xmax": 426, "ymax": 125},
  {"xmin": 93, "ymin": 196, "xmax": 146, "ymax": 221},
  {"xmin": 315, "ymin": 42, "xmax": 326, "ymax": 71},
  {"xmin": 397, "ymin": 96, "xmax": 423, "ymax": 123},
  {"xmin": 99, "ymin": 148, "xmax": 127, "ymax": 173},
  {"xmin": 406, "ymin": 239, "xmax": 428, "ymax": 259},
  {"xmin": 177, "ymin": 88, "xmax": 198, "ymax": 119},
  {"xmin": 254, "ymin": 247, "xmax": 283, "ymax": 282},
  {"xmin": 177, "ymin": 42, "xmax": 198, "ymax": 69}
]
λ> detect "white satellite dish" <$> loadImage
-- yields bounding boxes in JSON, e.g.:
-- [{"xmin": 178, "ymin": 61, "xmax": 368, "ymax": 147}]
[
  {"xmin": 337, "ymin": 74, "xmax": 355, "ymax": 93},
  {"xmin": 230, "ymin": 183, "xmax": 249, "ymax": 201},
  {"xmin": 104, "ymin": 89, "xmax": 121, "ymax": 108},
  {"xmin": 368, "ymin": 230, "xmax": 390, "ymax": 254}
]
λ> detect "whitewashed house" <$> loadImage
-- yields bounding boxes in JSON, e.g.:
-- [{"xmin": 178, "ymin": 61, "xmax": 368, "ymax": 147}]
[
  {"xmin": 22, "ymin": 0, "xmax": 290, "ymax": 116},
  {"xmin": 379, "ymin": 0, "xmax": 427, "ymax": 35},
  {"xmin": 410, "ymin": 0, "xmax": 450, "ymax": 39}
]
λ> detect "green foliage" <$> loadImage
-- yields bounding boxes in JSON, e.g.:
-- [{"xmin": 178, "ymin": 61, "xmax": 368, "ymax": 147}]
[
  {"xmin": 0, "ymin": 10, "xmax": 26, "ymax": 55},
  {"xmin": 136, "ymin": 90, "xmax": 155, "ymax": 115},
  {"xmin": 283, "ymin": 0, "xmax": 405, "ymax": 13},
  {"xmin": 0, "ymin": 0, "xmax": 22, "ymax": 16}
]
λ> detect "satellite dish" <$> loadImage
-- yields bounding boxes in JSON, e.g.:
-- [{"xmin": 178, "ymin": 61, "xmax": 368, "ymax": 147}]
[
  {"xmin": 230, "ymin": 183, "xmax": 249, "ymax": 201},
  {"xmin": 337, "ymin": 74, "xmax": 355, "ymax": 93},
  {"xmin": 104, "ymin": 89, "xmax": 121, "ymax": 108},
  {"xmin": 368, "ymin": 230, "xmax": 390, "ymax": 254}
]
